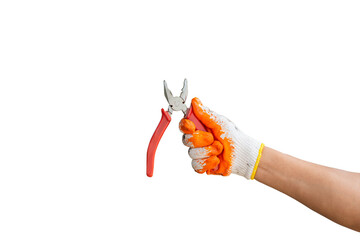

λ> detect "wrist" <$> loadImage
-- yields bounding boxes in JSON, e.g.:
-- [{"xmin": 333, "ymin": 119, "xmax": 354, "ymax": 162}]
[{"xmin": 254, "ymin": 146, "xmax": 276, "ymax": 181}]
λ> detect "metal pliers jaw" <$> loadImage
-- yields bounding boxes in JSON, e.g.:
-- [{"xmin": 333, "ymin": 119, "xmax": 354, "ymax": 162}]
[
  {"xmin": 147, "ymin": 79, "xmax": 207, "ymax": 177},
  {"xmin": 163, "ymin": 79, "xmax": 188, "ymax": 114}
]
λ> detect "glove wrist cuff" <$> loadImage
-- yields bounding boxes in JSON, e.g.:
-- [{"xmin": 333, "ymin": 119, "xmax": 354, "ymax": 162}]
[{"xmin": 231, "ymin": 133, "xmax": 264, "ymax": 179}]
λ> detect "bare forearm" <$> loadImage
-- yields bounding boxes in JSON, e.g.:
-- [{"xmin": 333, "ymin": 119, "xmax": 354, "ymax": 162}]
[{"xmin": 255, "ymin": 146, "xmax": 360, "ymax": 232}]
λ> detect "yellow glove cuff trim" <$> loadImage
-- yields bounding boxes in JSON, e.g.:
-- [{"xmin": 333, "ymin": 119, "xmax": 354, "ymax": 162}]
[{"xmin": 250, "ymin": 143, "xmax": 265, "ymax": 180}]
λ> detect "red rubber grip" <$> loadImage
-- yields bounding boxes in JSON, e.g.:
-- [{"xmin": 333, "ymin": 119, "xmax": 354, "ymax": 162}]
[
  {"xmin": 146, "ymin": 108, "xmax": 171, "ymax": 177},
  {"xmin": 185, "ymin": 105, "xmax": 207, "ymax": 132}
]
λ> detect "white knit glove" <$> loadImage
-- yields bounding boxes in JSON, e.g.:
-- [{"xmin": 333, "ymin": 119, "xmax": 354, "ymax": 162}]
[{"xmin": 179, "ymin": 98, "xmax": 264, "ymax": 179}]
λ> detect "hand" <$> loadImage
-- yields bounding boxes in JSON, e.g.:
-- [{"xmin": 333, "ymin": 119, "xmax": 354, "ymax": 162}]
[{"xmin": 179, "ymin": 97, "xmax": 264, "ymax": 179}]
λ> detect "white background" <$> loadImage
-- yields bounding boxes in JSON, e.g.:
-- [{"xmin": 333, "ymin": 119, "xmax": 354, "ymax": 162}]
[{"xmin": 1, "ymin": 0, "xmax": 360, "ymax": 239}]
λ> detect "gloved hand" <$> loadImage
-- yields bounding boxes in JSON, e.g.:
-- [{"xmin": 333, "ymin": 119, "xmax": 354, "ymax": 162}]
[{"xmin": 179, "ymin": 97, "xmax": 264, "ymax": 179}]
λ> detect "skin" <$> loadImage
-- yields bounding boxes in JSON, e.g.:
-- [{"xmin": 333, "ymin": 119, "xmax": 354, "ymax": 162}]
[
  {"xmin": 255, "ymin": 146, "xmax": 360, "ymax": 232},
  {"xmin": 181, "ymin": 98, "xmax": 360, "ymax": 231}
]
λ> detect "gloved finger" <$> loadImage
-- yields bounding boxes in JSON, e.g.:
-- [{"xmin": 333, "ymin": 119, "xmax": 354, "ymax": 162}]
[
  {"xmin": 179, "ymin": 118, "xmax": 195, "ymax": 134},
  {"xmin": 192, "ymin": 156, "xmax": 220, "ymax": 174},
  {"xmin": 191, "ymin": 97, "xmax": 234, "ymax": 176},
  {"xmin": 182, "ymin": 130, "xmax": 214, "ymax": 148},
  {"xmin": 191, "ymin": 97, "xmax": 222, "ymax": 130},
  {"xmin": 188, "ymin": 141, "xmax": 223, "ymax": 159}
]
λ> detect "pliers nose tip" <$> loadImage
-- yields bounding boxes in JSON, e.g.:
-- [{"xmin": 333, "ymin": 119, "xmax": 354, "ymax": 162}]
[
  {"xmin": 163, "ymin": 80, "xmax": 174, "ymax": 105},
  {"xmin": 180, "ymin": 78, "xmax": 188, "ymax": 102}
]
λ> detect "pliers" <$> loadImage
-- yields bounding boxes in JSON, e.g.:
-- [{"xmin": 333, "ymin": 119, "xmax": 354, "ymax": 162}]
[{"xmin": 146, "ymin": 79, "xmax": 206, "ymax": 177}]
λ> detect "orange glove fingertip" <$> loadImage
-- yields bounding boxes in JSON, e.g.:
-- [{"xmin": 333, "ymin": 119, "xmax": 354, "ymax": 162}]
[
  {"xmin": 179, "ymin": 118, "xmax": 195, "ymax": 134},
  {"xmin": 191, "ymin": 97, "xmax": 219, "ymax": 129}
]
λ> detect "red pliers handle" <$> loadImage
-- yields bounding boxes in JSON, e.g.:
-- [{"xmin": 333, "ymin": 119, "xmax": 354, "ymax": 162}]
[
  {"xmin": 146, "ymin": 79, "xmax": 206, "ymax": 177},
  {"xmin": 146, "ymin": 109, "xmax": 171, "ymax": 177}
]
